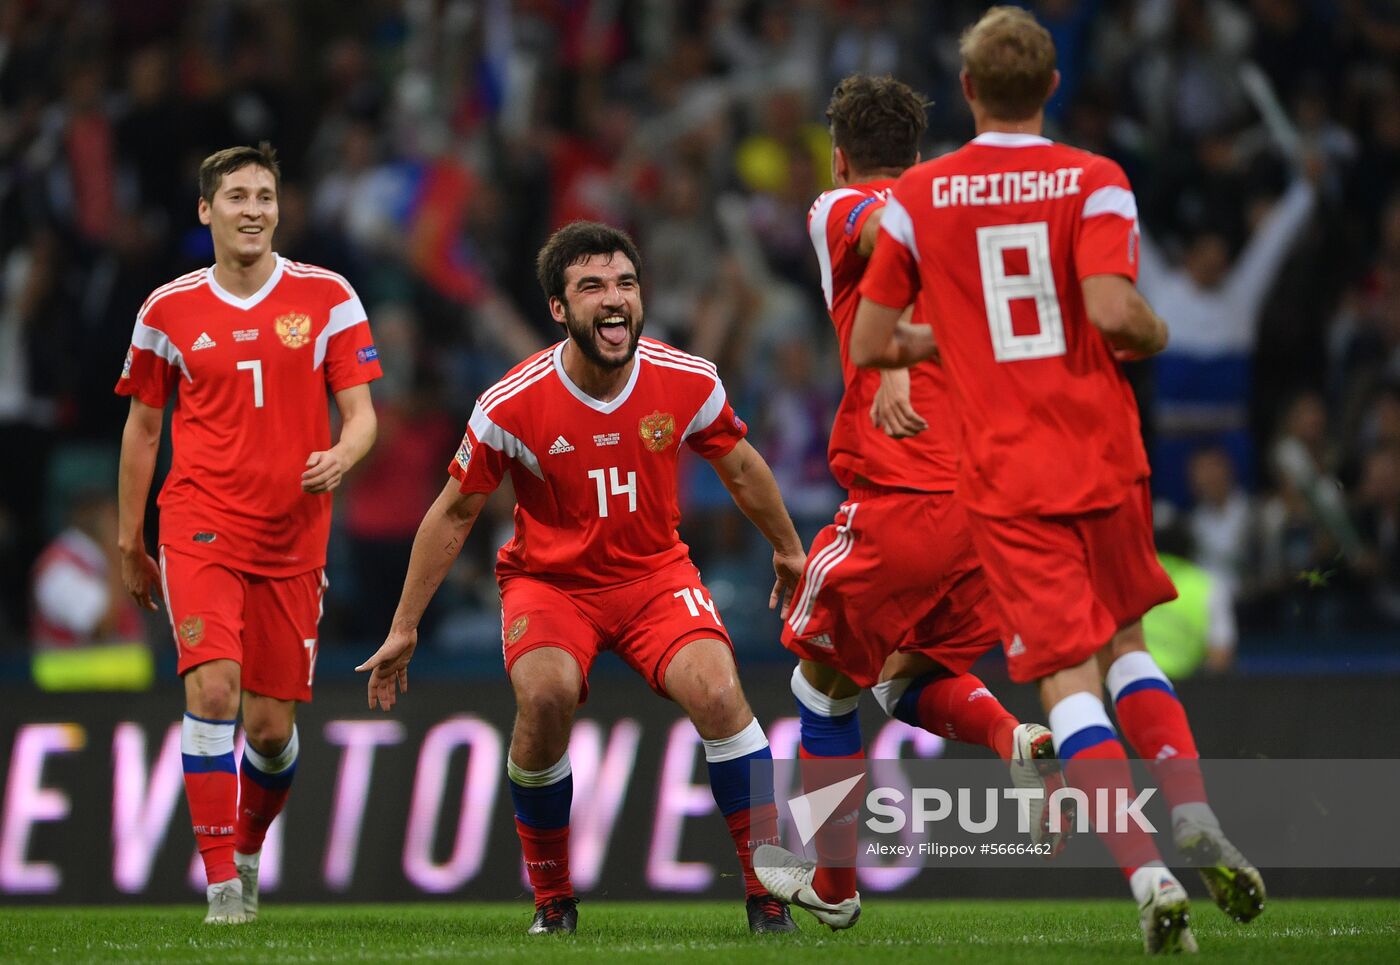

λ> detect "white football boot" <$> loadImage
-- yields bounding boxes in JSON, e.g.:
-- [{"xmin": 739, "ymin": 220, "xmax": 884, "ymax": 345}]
[
  {"xmin": 235, "ymin": 850, "xmax": 260, "ymax": 920},
  {"xmin": 752, "ymin": 843, "xmax": 861, "ymax": 930},
  {"xmin": 1009, "ymin": 722, "xmax": 1072, "ymax": 856},
  {"xmin": 1132, "ymin": 865, "xmax": 1198, "ymax": 954},
  {"xmin": 203, "ymin": 877, "xmax": 250, "ymax": 925}
]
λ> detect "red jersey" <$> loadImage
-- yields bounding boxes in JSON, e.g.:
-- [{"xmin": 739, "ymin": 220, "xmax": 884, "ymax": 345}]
[
  {"xmin": 448, "ymin": 338, "xmax": 747, "ymax": 588},
  {"xmin": 115, "ymin": 255, "xmax": 382, "ymax": 575},
  {"xmin": 808, "ymin": 180, "xmax": 959, "ymax": 492},
  {"xmin": 861, "ymin": 132, "xmax": 1149, "ymax": 517}
]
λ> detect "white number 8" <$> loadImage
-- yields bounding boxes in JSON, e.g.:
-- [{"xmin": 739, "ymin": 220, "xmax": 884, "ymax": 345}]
[{"xmin": 975, "ymin": 222, "xmax": 1066, "ymax": 362}]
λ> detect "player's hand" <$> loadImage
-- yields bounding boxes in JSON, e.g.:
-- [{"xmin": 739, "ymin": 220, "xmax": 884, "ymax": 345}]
[
  {"xmin": 769, "ymin": 548, "xmax": 805, "ymax": 620},
  {"xmin": 302, "ymin": 448, "xmax": 350, "ymax": 494},
  {"xmin": 120, "ymin": 547, "xmax": 162, "ymax": 611},
  {"xmin": 870, "ymin": 368, "xmax": 928, "ymax": 438},
  {"xmin": 356, "ymin": 629, "xmax": 417, "ymax": 711}
]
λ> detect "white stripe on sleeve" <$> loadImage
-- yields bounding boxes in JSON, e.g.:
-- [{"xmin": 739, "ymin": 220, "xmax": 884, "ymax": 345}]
[
  {"xmin": 468, "ymin": 405, "xmax": 543, "ymax": 479},
  {"xmin": 314, "ymin": 294, "xmax": 369, "ymax": 370},
  {"xmin": 879, "ymin": 195, "xmax": 919, "ymax": 262},
  {"xmin": 1081, "ymin": 185, "xmax": 1139, "ymax": 223}
]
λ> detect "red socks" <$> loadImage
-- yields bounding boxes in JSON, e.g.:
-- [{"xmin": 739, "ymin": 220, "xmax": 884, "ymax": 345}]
[
  {"xmin": 509, "ymin": 755, "xmax": 575, "ymax": 906},
  {"xmin": 892, "ymin": 672, "xmax": 1019, "ymax": 760},
  {"xmin": 515, "ymin": 821, "xmax": 573, "ymax": 903},
  {"xmin": 1062, "ymin": 738, "xmax": 1164, "ymax": 877},
  {"xmin": 181, "ymin": 714, "xmax": 237, "ymax": 884},
  {"xmin": 1107, "ymin": 652, "xmax": 1208, "ymax": 808},
  {"xmin": 1049, "ymin": 693, "xmax": 1163, "ymax": 879},
  {"xmin": 724, "ymin": 802, "xmax": 781, "ymax": 898},
  {"xmin": 799, "ymin": 747, "xmax": 864, "ymax": 903},
  {"xmin": 235, "ymin": 727, "xmax": 299, "ymax": 855}
]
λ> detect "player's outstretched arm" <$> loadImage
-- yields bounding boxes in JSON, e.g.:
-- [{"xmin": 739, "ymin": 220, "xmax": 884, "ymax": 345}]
[
  {"xmin": 116, "ymin": 398, "xmax": 164, "ymax": 611},
  {"xmin": 303, "ymin": 383, "xmax": 378, "ymax": 494},
  {"xmin": 1082, "ymin": 274, "xmax": 1170, "ymax": 360},
  {"xmin": 850, "ymin": 297, "xmax": 937, "ymax": 369},
  {"xmin": 355, "ymin": 481, "xmax": 487, "ymax": 710},
  {"xmin": 706, "ymin": 439, "xmax": 806, "ymax": 619}
]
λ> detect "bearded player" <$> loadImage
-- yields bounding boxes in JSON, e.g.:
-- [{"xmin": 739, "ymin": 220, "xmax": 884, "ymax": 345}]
[
  {"xmin": 357, "ymin": 221, "xmax": 806, "ymax": 935},
  {"xmin": 117, "ymin": 143, "xmax": 380, "ymax": 924},
  {"xmin": 753, "ymin": 74, "xmax": 1064, "ymax": 931},
  {"xmin": 850, "ymin": 8, "xmax": 1264, "ymax": 953}
]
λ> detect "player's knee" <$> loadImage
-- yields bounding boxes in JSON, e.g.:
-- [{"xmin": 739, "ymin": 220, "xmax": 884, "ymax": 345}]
[
  {"xmin": 184, "ymin": 665, "xmax": 240, "ymax": 718},
  {"xmin": 681, "ymin": 675, "xmax": 747, "ymax": 734},
  {"xmin": 243, "ymin": 715, "xmax": 294, "ymax": 754},
  {"xmin": 514, "ymin": 683, "xmax": 577, "ymax": 730}
]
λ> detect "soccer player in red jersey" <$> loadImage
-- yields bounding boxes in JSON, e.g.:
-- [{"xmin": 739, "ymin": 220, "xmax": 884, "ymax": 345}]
[
  {"xmin": 851, "ymin": 8, "xmax": 1264, "ymax": 953},
  {"xmin": 115, "ymin": 143, "xmax": 380, "ymax": 924},
  {"xmin": 753, "ymin": 74, "xmax": 1064, "ymax": 931},
  {"xmin": 357, "ymin": 221, "xmax": 807, "ymax": 935}
]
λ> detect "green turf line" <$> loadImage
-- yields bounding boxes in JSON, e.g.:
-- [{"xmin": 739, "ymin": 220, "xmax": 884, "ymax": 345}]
[{"xmin": 0, "ymin": 899, "xmax": 1396, "ymax": 963}]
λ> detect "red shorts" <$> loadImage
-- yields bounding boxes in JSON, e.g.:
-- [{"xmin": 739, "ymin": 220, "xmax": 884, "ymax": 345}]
[
  {"xmin": 498, "ymin": 558, "xmax": 734, "ymax": 703},
  {"xmin": 965, "ymin": 481, "xmax": 1178, "ymax": 683},
  {"xmin": 159, "ymin": 545, "xmax": 327, "ymax": 702},
  {"xmin": 780, "ymin": 490, "xmax": 1001, "ymax": 689}
]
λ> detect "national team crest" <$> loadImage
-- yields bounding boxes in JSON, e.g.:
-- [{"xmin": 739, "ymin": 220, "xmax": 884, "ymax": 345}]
[
  {"xmin": 506, "ymin": 616, "xmax": 529, "ymax": 644},
  {"xmin": 178, "ymin": 616, "xmax": 205, "ymax": 648},
  {"xmin": 639, "ymin": 411, "xmax": 676, "ymax": 452},
  {"xmin": 275, "ymin": 313, "xmax": 312, "ymax": 348}
]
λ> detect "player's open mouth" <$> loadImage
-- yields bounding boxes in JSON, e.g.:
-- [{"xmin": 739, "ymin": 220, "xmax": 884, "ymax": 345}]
[
  {"xmin": 596, "ymin": 315, "xmax": 630, "ymax": 347},
  {"xmin": 238, "ymin": 226, "xmax": 263, "ymax": 234}
]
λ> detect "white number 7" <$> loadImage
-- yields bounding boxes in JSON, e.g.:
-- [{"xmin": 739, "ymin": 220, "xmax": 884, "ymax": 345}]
[
  {"xmin": 236, "ymin": 359, "xmax": 264, "ymax": 407},
  {"xmin": 304, "ymin": 638, "xmax": 318, "ymax": 686}
]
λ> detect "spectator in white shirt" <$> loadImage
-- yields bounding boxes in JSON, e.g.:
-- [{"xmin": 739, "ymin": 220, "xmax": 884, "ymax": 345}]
[{"xmin": 1140, "ymin": 166, "xmax": 1318, "ymax": 502}]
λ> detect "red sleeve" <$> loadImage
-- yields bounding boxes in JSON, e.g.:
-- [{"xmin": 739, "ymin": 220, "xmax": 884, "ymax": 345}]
[
  {"xmin": 322, "ymin": 289, "xmax": 382, "ymax": 392},
  {"xmin": 446, "ymin": 405, "xmax": 509, "ymax": 495},
  {"xmin": 841, "ymin": 193, "xmax": 884, "ymax": 248},
  {"xmin": 113, "ymin": 309, "xmax": 179, "ymax": 408},
  {"xmin": 858, "ymin": 189, "xmax": 921, "ymax": 309},
  {"xmin": 683, "ymin": 380, "xmax": 748, "ymax": 460},
  {"xmin": 1075, "ymin": 159, "xmax": 1140, "ymax": 283}
]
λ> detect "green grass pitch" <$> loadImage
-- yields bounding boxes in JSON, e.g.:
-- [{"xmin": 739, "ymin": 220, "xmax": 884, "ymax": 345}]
[{"xmin": 1, "ymin": 899, "xmax": 1396, "ymax": 963}]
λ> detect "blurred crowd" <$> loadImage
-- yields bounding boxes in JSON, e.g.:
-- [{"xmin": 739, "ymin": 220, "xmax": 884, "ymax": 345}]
[{"xmin": 2, "ymin": 0, "xmax": 1399, "ymax": 675}]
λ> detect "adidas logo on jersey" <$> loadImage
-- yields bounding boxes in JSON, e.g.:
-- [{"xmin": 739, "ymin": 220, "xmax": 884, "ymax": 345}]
[
  {"xmin": 548, "ymin": 436, "xmax": 575, "ymax": 454},
  {"xmin": 1007, "ymin": 634, "xmax": 1026, "ymax": 657},
  {"xmin": 191, "ymin": 332, "xmax": 217, "ymax": 351}
]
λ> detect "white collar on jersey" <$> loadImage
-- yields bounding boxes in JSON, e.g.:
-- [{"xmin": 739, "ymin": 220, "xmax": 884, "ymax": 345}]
[
  {"xmin": 205, "ymin": 253, "xmax": 286, "ymax": 310},
  {"xmin": 971, "ymin": 132, "xmax": 1053, "ymax": 148},
  {"xmin": 552, "ymin": 340, "xmax": 642, "ymax": 414}
]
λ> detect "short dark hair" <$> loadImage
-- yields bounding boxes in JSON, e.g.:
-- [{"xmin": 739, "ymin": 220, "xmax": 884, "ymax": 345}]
[
  {"xmin": 826, "ymin": 74, "xmax": 929, "ymax": 173},
  {"xmin": 959, "ymin": 6, "xmax": 1057, "ymax": 121},
  {"xmin": 198, "ymin": 142, "xmax": 281, "ymax": 204},
  {"xmin": 535, "ymin": 221, "xmax": 643, "ymax": 303}
]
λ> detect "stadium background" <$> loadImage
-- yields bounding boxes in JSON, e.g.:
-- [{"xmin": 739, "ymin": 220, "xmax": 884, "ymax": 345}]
[{"xmin": 1, "ymin": 0, "xmax": 1398, "ymax": 905}]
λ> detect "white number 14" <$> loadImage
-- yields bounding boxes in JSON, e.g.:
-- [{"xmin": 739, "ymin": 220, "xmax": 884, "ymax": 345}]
[
  {"xmin": 587, "ymin": 467, "xmax": 637, "ymax": 517},
  {"xmin": 673, "ymin": 586, "xmax": 720, "ymax": 626}
]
